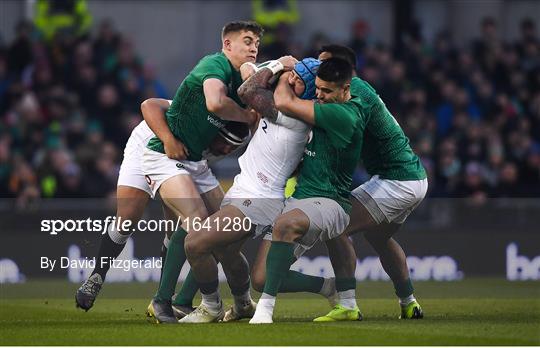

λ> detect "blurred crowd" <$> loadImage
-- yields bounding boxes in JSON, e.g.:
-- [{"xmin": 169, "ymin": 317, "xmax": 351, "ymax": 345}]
[
  {"xmin": 1, "ymin": 19, "xmax": 167, "ymax": 204},
  {"xmin": 262, "ymin": 17, "xmax": 540, "ymax": 201},
  {"xmin": 1, "ymin": 15, "xmax": 539, "ymax": 205}
]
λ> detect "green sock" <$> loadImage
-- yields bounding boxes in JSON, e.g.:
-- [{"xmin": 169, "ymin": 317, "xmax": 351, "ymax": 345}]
[
  {"xmin": 335, "ymin": 277, "xmax": 356, "ymax": 292},
  {"xmin": 172, "ymin": 269, "xmax": 199, "ymax": 307},
  {"xmin": 280, "ymin": 270, "xmax": 324, "ymax": 293},
  {"xmin": 394, "ymin": 278, "xmax": 414, "ymax": 298},
  {"xmin": 263, "ymin": 241, "xmax": 295, "ymax": 296},
  {"xmin": 155, "ymin": 228, "xmax": 188, "ymax": 302}
]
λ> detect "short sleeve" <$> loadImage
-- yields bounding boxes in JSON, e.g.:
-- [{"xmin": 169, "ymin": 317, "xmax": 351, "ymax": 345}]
[
  {"xmin": 192, "ymin": 54, "xmax": 232, "ymax": 85},
  {"xmin": 314, "ymin": 102, "xmax": 360, "ymax": 149}
]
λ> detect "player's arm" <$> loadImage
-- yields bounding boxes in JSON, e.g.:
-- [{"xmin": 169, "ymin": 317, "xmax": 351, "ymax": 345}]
[
  {"xmin": 140, "ymin": 98, "xmax": 189, "ymax": 160},
  {"xmin": 238, "ymin": 68, "xmax": 278, "ymax": 122},
  {"xmin": 238, "ymin": 56, "xmax": 299, "ymax": 122},
  {"xmin": 274, "ymin": 72, "xmax": 316, "ymax": 125},
  {"xmin": 203, "ymin": 79, "xmax": 257, "ymax": 123}
]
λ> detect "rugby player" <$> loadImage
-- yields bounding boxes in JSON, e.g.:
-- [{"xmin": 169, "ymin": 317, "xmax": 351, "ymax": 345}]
[
  {"xmin": 250, "ymin": 58, "xmax": 366, "ymax": 324},
  {"xmin": 142, "ymin": 21, "xmax": 265, "ymax": 323},
  {"xmin": 179, "ymin": 57, "xmax": 342, "ymax": 323},
  {"xmin": 74, "ymin": 99, "xmax": 248, "ymax": 311},
  {"xmin": 314, "ymin": 45, "xmax": 427, "ymax": 321}
]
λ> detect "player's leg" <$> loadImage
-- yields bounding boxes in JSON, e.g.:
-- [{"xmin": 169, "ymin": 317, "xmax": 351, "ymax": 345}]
[
  {"xmin": 348, "ymin": 177, "xmax": 428, "ymax": 319},
  {"xmin": 215, "ymin": 239, "xmax": 257, "ymax": 322},
  {"xmin": 160, "ymin": 203, "xmax": 177, "ymax": 275},
  {"xmin": 253, "ymin": 197, "xmax": 360, "ymax": 323},
  {"xmin": 313, "ymin": 234, "xmax": 363, "ymax": 322},
  {"xmin": 171, "ymin": 186, "xmax": 224, "ymax": 317},
  {"xmin": 250, "ymin": 235, "xmax": 338, "ymax": 307},
  {"xmin": 200, "ymin": 184, "xmax": 224, "ymax": 215},
  {"xmin": 250, "ymin": 237, "xmax": 270, "ymax": 293},
  {"xmin": 199, "ymin": 187, "xmax": 253, "ymax": 310},
  {"xmin": 75, "ymin": 185, "xmax": 149, "ymax": 311},
  {"xmin": 157, "ymin": 203, "xmax": 196, "ymax": 319},
  {"xmin": 344, "ymin": 194, "xmax": 379, "ymax": 234},
  {"xmin": 250, "ymin": 207, "xmax": 311, "ymax": 324},
  {"xmin": 147, "ymin": 174, "xmax": 210, "ymax": 323},
  {"xmin": 364, "ymin": 223, "xmax": 423, "ymax": 319},
  {"xmin": 181, "ymin": 205, "xmax": 253, "ymax": 323},
  {"xmin": 250, "ymin": 196, "xmax": 352, "ymax": 324}
]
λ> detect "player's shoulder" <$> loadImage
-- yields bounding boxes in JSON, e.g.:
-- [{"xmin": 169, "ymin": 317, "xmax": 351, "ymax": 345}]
[
  {"xmin": 351, "ymin": 76, "xmax": 381, "ymax": 106},
  {"xmin": 323, "ymin": 99, "xmax": 363, "ymax": 119},
  {"xmin": 196, "ymin": 52, "xmax": 230, "ymax": 69},
  {"xmin": 275, "ymin": 111, "xmax": 310, "ymax": 131},
  {"xmin": 351, "ymin": 76, "xmax": 377, "ymax": 93}
]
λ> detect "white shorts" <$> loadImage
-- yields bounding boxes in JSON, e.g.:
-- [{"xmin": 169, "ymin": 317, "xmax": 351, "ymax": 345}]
[
  {"xmin": 351, "ymin": 175, "xmax": 428, "ymax": 224},
  {"xmin": 221, "ymin": 184, "xmax": 285, "ymax": 238},
  {"xmin": 281, "ymin": 197, "xmax": 350, "ymax": 257},
  {"xmin": 117, "ymin": 121, "xmax": 154, "ymax": 197},
  {"xmin": 142, "ymin": 148, "xmax": 220, "ymax": 198}
]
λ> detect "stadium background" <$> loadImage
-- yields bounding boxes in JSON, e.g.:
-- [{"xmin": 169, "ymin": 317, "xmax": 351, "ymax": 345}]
[
  {"xmin": 0, "ymin": 0, "xmax": 539, "ymax": 283},
  {"xmin": 0, "ymin": 1, "xmax": 539, "ymax": 345}
]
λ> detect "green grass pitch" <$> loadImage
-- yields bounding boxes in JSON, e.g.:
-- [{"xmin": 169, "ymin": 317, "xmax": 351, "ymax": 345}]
[{"xmin": 1, "ymin": 278, "xmax": 539, "ymax": 345}]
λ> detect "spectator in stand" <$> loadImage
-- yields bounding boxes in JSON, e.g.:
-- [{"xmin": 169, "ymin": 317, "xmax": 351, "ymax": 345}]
[{"xmin": 1, "ymin": 14, "xmax": 538, "ymax": 203}]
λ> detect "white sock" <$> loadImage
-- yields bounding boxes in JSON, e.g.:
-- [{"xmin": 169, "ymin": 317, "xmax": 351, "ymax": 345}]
[
  {"xmin": 233, "ymin": 290, "xmax": 253, "ymax": 310},
  {"xmin": 250, "ymin": 293, "xmax": 275, "ymax": 324},
  {"xmin": 338, "ymin": 289, "xmax": 357, "ymax": 310},
  {"xmin": 201, "ymin": 290, "xmax": 222, "ymax": 314},
  {"xmin": 108, "ymin": 222, "xmax": 132, "ymax": 244},
  {"xmin": 319, "ymin": 277, "xmax": 336, "ymax": 298},
  {"xmin": 399, "ymin": 294, "xmax": 416, "ymax": 306},
  {"xmin": 256, "ymin": 293, "xmax": 276, "ymax": 313}
]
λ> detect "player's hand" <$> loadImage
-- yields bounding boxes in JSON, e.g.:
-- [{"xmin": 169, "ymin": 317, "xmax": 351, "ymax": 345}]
[
  {"xmin": 163, "ymin": 137, "xmax": 189, "ymax": 160},
  {"xmin": 278, "ymin": 55, "xmax": 298, "ymax": 71},
  {"xmin": 240, "ymin": 62, "xmax": 256, "ymax": 81}
]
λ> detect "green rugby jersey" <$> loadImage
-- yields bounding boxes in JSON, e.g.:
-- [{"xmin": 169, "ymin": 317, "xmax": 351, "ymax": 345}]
[
  {"xmin": 293, "ymin": 98, "xmax": 365, "ymax": 213},
  {"xmin": 351, "ymin": 77, "xmax": 426, "ymax": 180},
  {"xmin": 147, "ymin": 52, "xmax": 244, "ymax": 161}
]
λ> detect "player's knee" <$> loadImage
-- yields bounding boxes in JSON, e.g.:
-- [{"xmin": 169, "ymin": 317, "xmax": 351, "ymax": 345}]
[
  {"xmin": 184, "ymin": 232, "xmax": 209, "ymax": 257},
  {"xmin": 273, "ymin": 216, "xmax": 303, "ymax": 242}
]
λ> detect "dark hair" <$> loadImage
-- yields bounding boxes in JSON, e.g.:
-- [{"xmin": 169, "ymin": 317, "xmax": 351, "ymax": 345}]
[
  {"xmin": 317, "ymin": 58, "xmax": 353, "ymax": 86},
  {"xmin": 319, "ymin": 44, "xmax": 357, "ymax": 70},
  {"xmin": 222, "ymin": 21, "xmax": 264, "ymax": 39}
]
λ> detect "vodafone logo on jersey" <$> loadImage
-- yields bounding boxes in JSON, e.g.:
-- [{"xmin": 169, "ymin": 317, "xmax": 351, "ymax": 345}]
[
  {"xmin": 304, "ymin": 148, "xmax": 316, "ymax": 157},
  {"xmin": 207, "ymin": 114, "xmax": 225, "ymax": 128},
  {"xmin": 304, "ymin": 131, "xmax": 316, "ymax": 157}
]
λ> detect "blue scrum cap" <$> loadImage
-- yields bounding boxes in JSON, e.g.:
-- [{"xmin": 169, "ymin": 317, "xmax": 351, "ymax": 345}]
[{"xmin": 293, "ymin": 57, "xmax": 321, "ymax": 100}]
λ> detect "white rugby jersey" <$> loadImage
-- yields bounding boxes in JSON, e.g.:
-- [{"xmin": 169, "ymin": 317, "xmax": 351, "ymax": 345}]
[{"xmin": 233, "ymin": 112, "xmax": 310, "ymax": 198}]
